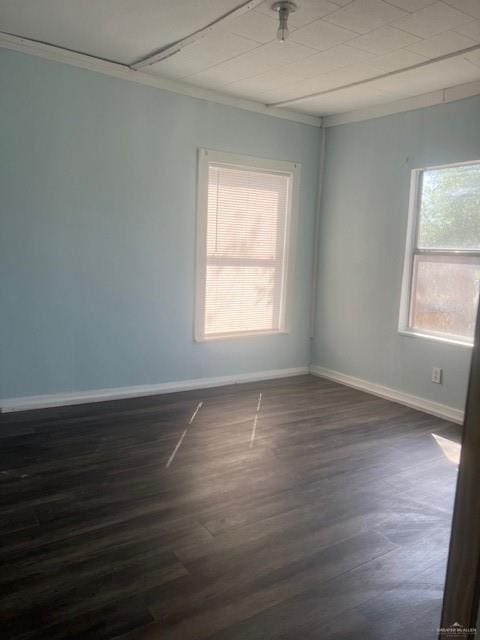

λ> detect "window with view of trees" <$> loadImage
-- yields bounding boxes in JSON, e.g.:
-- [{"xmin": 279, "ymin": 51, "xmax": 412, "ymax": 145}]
[{"xmin": 400, "ymin": 162, "xmax": 480, "ymax": 345}]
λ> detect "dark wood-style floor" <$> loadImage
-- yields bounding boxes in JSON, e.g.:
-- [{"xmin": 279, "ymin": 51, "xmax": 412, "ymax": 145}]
[{"xmin": 0, "ymin": 375, "xmax": 461, "ymax": 640}]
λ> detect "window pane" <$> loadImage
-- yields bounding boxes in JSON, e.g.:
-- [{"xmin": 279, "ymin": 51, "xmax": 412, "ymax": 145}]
[
  {"xmin": 207, "ymin": 165, "xmax": 288, "ymax": 260},
  {"xmin": 205, "ymin": 265, "xmax": 281, "ymax": 335},
  {"xmin": 202, "ymin": 161, "xmax": 291, "ymax": 337},
  {"xmin": 417, "ymin": 164, "xmax": 480, "ymax": 250},
  {"xmin": 410, "ymin": 255, "xmax": 480, "ymax": 340}
]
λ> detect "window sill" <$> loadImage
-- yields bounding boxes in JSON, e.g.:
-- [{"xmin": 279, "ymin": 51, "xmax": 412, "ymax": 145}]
[
  {"xmin": 195, "ymin": 329, "xmax": 290, "ymax": 342},
  {"xmin": 398, "ymin": 329, "xmax": 473, "ymax": 348}
]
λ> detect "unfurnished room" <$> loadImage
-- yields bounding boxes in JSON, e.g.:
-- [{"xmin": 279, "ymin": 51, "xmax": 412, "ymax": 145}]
[{"xmin": 1, "ymin": 1, "xmax": 480, "ymax": 639}]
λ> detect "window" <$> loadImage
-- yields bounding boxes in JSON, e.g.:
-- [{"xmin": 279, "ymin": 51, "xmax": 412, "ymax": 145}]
[
  {"xmin": 399, "ymin": 161, "xmax": 480, "ymax": 345},
  {"xmin": 195, "ymin": 149, "xmax": 299, "ymax": 341}
]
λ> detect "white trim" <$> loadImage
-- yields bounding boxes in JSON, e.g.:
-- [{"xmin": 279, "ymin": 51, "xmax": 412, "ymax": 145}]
[
  {"xmin": 281, "ymin": 157, "xmax": 301, "ymax": 339},
  {"xmin": 409, "ymin": 158, "xmax": 480, "ymax": 173},
  {"xmin": 2, "ymin": 365, "xmax": 465, "ymax": 421},
  {"xmin": 398, "ymin": 329, "xmax": 473, "ymax": 349},
  {"xmin": 197, "ymin": 149, "xmax": 300, "ymax": 174},
  {"xmin": 0, "ymin": 367, "xmax": 309, "ymax": 413},
  {"xmin": 323, "ymin": 81, "xmax": 480, "ymax": 128},
  {"xmin": 3, "ymin": 32, "xmax": 480, "ymax": 128},
  {"xmin": 194, "ymin": 148, "xmax": 300, "ymax": 341},
  {"xmin": 310, "ymin": 365, "xmax": 464, "ymax": 425},
  {"xmin": 398, "ymin": 168, "xmax": 421, "ymax": 336},
  {"xmin": 0, "ymin": 32, "xmax": 321, "ymax": 127},
  {"xmin": 195, "ymin": 148, "xmax": 209, "ymax": 341},
  {"xmin": 195, "ymin": 329, "xmax": 291, "ymax": 342}
]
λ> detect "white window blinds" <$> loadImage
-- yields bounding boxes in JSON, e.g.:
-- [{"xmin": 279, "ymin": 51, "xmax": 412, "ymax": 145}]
[{"xmin": 196, "ymin": 151, "xmax": 297, "ymax": 340}]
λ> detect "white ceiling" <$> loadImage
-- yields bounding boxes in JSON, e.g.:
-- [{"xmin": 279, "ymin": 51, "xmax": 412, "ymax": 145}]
[{"xmin": 1, "ymin": 0, "xmax": 480, "ymax": 116}]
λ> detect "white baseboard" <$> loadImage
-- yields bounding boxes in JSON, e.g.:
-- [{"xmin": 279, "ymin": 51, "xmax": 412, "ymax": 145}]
[
  {"xmin": 310, "ymin": 365, "xmax": 464, "ymax": 425},
  {"xmin": 2, "ymin": 365, "xmax": 464, "ymax": 423},
  {"xmin": 0, "ymin": 367, "xmax": 309, "ymax": 413}
]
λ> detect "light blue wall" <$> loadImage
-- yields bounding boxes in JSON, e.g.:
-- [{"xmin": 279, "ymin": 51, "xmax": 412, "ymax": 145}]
[
  {"xmin": 312, "ymin": 96, "xmax": 480, "ymax": 411},
  {"xmin": 3, "ymin": 48, "xmax": 477, "ymax": 411},
  {"xmin": 0, "ymin": 49, "xmax": 321, "ymax": 399}
]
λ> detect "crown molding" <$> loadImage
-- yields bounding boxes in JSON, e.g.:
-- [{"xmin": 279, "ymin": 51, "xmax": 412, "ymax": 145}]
[
  {"xmin": 3, "ymin": 31, "xmax": 479, "ymax": 132},
  {"xmin": 323, "ymin": 80, "xmax": 480, "ymax": 127},
  {"xmin": 0, "ymin": 31, "xmax": 322, "ymax": 128}
]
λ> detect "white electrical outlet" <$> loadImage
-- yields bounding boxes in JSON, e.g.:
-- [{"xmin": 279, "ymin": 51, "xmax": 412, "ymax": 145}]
[{"xmin": 432, "ymin": 367, "xmax": 442, "ymax": 384}]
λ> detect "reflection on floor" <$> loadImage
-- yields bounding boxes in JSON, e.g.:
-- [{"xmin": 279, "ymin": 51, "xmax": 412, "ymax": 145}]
[
  {"xmin": 432, "ymin": 433, "xmax": 461, "ymax": 465},
  {"xmin": 0, "ymin": 375, "xmax": 461, "ymax": 639}
]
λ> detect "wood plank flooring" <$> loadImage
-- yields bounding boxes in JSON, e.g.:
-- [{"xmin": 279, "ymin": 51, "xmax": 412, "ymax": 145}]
[{"xmin": 0, "ymin": 375, "xmax": 461, "ymax": 639}]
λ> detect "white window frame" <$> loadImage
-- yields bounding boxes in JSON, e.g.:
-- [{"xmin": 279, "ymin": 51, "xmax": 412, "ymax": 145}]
[
  {"xmin": 194, "ymin": 148, "xmax": 300, "ymax": 342},
  {"xmin": 399, "ymin": 160, "xmax": 480, "ymax": 348}
]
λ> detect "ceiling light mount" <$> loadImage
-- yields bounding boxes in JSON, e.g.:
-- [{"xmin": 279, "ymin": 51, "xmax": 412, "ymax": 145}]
[{"xmin": 271, "ymin": 1, "xmax": 297, "ymax": 42}]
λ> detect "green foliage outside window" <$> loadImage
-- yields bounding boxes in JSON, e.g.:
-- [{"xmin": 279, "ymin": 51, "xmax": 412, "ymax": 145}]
[{"xmin": 418, "ymin": 164, "xmax": 480, "ymax": 250}]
